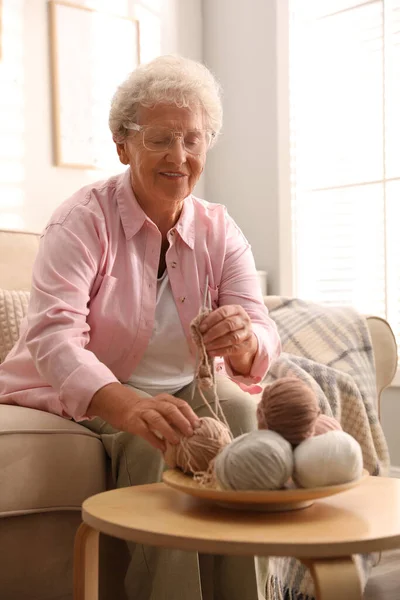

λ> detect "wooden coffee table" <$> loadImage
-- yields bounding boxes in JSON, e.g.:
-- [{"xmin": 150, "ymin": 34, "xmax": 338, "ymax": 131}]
[{"xmin": 74, "ymin": 476, "xmax": 400, "ymax": 600}]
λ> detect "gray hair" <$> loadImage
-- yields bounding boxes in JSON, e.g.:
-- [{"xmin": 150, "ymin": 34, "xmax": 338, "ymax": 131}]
[{"xmin": 109, "ymin": 55, "xmax": 223, "ymax": 144}]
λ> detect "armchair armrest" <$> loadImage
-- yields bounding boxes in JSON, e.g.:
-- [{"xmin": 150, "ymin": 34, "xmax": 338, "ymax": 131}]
[{"xmin": 366, "ymin": 316, "xmax": 398, "ymax": 417}]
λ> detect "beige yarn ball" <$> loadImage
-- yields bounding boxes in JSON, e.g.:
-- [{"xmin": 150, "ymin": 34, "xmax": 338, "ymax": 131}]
[
  {"xmin": 293, "ymin": 430, "xmax": 363, "ymax": 488},
  {"xmin": 214, "ymin": 430, "xmax": 293, "ymax": 491},
  {"xmin": 163, "ymin": 416, "xmax": 232, "ymax": 475},
  {"xmin": 314, "ymin": 414, "xmax": 342, "ymax": 436},
  {"xmin": 257, "ymin": 377, "xmax": 320, "ymax": 445}
]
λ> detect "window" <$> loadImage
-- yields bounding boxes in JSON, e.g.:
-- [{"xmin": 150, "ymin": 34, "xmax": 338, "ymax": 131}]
[{"xmin": 289, "ymin": 0, "xmax": 400, "ymax": 359}]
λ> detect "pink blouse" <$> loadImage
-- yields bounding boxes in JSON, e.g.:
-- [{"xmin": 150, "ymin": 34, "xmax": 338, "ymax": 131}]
[{"xmin": 0, "ymin": 168, "xmax": 281, "ymax": 420}]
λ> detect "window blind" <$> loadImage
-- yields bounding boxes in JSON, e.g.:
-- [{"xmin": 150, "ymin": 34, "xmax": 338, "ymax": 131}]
[{"xmin": 290, "ymin": 0, "xmax": 400, "ymax": 355}]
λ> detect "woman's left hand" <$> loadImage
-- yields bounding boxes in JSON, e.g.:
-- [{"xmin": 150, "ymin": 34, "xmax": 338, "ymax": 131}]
[{"xmin": 199, "ymin": 304, "xmax": 257, "ymax": 360}]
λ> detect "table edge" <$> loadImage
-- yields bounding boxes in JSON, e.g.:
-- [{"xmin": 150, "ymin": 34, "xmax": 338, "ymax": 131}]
[{"xmin": 82, "ymin": 508, "xmax": 400, "ymax": 559}]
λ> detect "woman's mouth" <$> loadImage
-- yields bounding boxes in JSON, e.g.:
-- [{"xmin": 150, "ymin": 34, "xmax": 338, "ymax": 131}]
[{"xmin": 159, "ymin": 172, "xmax": 186, "ymax": 178}]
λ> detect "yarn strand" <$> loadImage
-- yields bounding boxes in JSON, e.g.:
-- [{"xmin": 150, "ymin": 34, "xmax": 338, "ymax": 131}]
[
  {"xmin": 190, "ymin": 304, "xmax": 231, "ymax": 433},
  {"xmin": 198, "ymin": 385, "xmax": 231, "ymax": 431},
  {"xmin": 163, "ymin": 282, "xmax": 236, "ymax": 487}
]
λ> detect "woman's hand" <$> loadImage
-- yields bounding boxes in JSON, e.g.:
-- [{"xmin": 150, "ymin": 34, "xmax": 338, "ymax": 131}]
[
  {"xmin": 87, "ymin": 383, "xmax": 200, "ymax": 451},
  {"xmin": 199, "ymin": 305, "xmax": 258, "ymax": 375}
]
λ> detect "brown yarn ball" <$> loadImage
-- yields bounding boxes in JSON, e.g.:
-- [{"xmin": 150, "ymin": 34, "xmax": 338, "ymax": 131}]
[
  {"xmin": 257, "ymin": 377, "xmax": 320, "ymax": 445},
  {"xmin": 314, "ymin": 414, "xmax": 342, "ymax": 436},
  {"xmin": 163, "ymin": 416, "xmax": 232, "ymax": 475}
]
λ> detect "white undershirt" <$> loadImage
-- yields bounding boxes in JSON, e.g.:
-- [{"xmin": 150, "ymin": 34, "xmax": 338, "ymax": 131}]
[{"xmin": 127, "ymin": 271, "xmax": 195, "ymax": 396}]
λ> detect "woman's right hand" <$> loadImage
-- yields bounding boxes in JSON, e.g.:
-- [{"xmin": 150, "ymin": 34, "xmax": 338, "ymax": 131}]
[{"xmin": 87, "ymin": 383, "xmax": 200, "ymax": 451}]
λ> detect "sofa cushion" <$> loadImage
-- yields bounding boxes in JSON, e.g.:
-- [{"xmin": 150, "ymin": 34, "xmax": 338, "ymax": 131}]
[
  {"xmin": 0, "ymin": 405, "xmax": 107, "ymax": 516},
  {"xmin": 0, "ymin": 288, "xmax": 29, "ymax": 363}
]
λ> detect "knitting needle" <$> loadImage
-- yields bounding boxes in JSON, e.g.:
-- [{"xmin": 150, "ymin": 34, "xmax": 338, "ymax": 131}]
[
  {"xmin": 193, "ymin": 275, "xmax": 207, "ymax": 402},
  {"xmin": 202, "ymin": 274, "xmax": 209, "ymax": 310},
  {"xmin": 192, "ymin": 274, "xmax": 210, "ymax": 403},
  {"xmin": 190, "ymin": 370, "xmax": 197, "ymax": 402},
  {"xmin": 208, "ymin": 286, "xmax": 217, "ymax": 393}
]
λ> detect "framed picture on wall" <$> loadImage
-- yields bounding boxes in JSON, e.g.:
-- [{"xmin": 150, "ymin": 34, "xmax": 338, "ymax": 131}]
[{"xmin": 48, "ymin": 0, "xmax": 140, "ymax": 169}]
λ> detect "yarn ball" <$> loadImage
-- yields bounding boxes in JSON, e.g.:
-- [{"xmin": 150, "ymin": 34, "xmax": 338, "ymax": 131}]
[
  {"xmin": 293, "ymin": 430, "xmax": 363, "ymax": 488},
  {"xmin": 314, "ymin": 414, "xmax": 342, "ymax": 436},
  {"xmin": 257, "ymin": 377, "xmax": 320, "ymax": 445},
  {"xmin": 163, "ymin": 416, "xmax": 232, "ymax": 475},
  {"xmin": 214, "ymin": 429, "xmax": 293, "ymax": 491}
]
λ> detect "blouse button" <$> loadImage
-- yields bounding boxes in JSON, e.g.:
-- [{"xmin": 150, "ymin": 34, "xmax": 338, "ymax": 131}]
[{"xmin": 171, "ymin": 261, "xmax": 177, "ymax": 268}]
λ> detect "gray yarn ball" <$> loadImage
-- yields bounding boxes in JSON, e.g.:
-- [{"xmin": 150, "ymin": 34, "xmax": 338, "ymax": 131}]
[{"xmin": 214, "ymin": 430, "xmax": 294, "ymax": 491}]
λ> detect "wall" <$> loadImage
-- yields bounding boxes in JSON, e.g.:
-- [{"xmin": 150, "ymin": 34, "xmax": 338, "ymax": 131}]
[
  {"xmin": 202, "ymin": 0, "xmax": 290, "ymax": 294},
  {"xmin": 0, "ymin": 0, "xmax": 203, "ymax": 233}
]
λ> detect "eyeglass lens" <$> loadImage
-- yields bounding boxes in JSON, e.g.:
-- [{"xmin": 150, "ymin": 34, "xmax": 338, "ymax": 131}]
[{"xmin": 143, "ymin": 127, "xmax": 211, "ymax": 154}]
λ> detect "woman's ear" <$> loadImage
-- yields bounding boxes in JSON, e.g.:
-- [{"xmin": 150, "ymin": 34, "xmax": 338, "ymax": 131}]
[{"xmin": 116, "ymin": 142, "xmax": 129, "ymax": 165}]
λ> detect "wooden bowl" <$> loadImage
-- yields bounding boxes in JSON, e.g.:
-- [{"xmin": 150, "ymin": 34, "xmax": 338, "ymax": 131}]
[{"xmin": 162, "ymin": 468, "xmax": 369, "ymax": 512}]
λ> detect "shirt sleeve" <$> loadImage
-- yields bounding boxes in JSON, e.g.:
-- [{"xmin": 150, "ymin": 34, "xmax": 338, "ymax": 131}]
[
  {"xmin": 219, "ymin": 211, "xmax": 281, "ymax": 387},
  {"xmin": 25, "ymin": 209, "xmax": 119, "ymax": 421}
]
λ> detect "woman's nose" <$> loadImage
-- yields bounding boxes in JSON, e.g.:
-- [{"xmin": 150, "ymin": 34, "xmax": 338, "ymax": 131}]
[{"xmin": 166, "ymin": 135, "xmax": 187, "ymax": 164}]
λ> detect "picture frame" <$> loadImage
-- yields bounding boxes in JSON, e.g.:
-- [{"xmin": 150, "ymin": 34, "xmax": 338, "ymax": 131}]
[{"xmin": 48, "ymin": 0, "xmax": 140, "ymax": 169}]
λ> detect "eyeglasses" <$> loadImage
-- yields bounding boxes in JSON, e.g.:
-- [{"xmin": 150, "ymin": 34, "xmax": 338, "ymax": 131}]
[{"xmin": 125, "ymin": 123, "xmax": 215, "ymax": 155}]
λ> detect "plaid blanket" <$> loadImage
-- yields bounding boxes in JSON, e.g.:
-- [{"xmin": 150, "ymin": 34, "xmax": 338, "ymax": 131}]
[{"xmin": 263, "ymin": 297, "xmax": 390, "ymax": 600}]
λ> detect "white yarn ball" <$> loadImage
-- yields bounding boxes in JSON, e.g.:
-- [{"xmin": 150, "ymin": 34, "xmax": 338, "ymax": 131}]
[
  {"xmin": 214, "ymin": 430, "xmax": 293, "ymax": 491},
  {"xmin": 293, "ymin": 430, "xmax": 363, "ymax": 488}
]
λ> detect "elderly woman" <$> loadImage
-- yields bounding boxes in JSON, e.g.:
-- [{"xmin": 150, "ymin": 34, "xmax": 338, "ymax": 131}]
[{"xmin": 0, "ymin": 56, "xmax": 280, "ymax": 599}]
